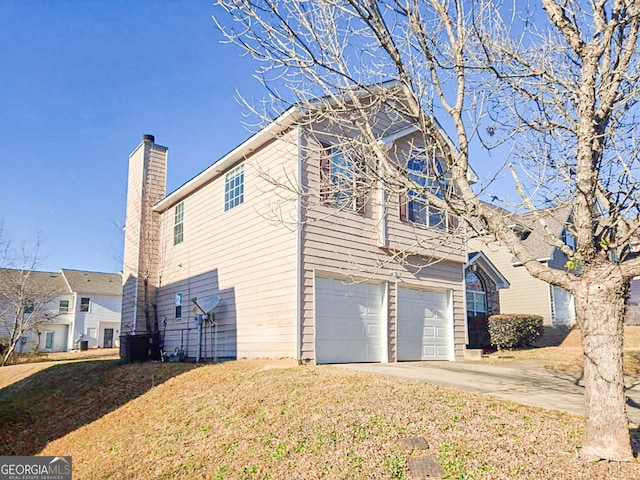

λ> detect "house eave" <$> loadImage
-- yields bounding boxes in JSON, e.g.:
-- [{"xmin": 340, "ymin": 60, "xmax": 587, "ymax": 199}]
[
  {"xmin": 153, "ymin": 107, "xmax": 300, "ymax": 212},
  {"xmin": 511, "ymin": 257, "xmax": 551, "ymax": 267}
]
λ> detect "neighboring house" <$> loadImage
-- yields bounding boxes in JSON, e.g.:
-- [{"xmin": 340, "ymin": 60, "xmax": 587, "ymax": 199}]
[
  {"xmin": 0, "ymin": 268, "xmax": 122, "ymax": 352},
  {"xmin": 468, "ymin": 206, "xmax": 577, "ymax": 328},
  {"xmin": 121, "ymin": 90, "xmax": 472, "ymax": 364},
  {"xmin": 60, "ymin": 269, "xmax": 123, "ymax": 350}
]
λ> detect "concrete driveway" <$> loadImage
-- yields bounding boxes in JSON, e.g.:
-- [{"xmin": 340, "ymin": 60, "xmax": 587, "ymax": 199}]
[{"xmin": 336, "ymin": 360, "xmax": 640, "ymax": 424}]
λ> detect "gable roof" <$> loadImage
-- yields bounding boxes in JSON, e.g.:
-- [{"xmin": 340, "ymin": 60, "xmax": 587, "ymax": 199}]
[
  {"xmin": 512, "ymin": 205, "xmax": 572, "ymax": 264},
  {"xmin": 152, "ymin": 80, "xmax": 478, "ymax": 213},
  {"xmin": 466, "ymin": 252, "xmax": 510, "ymax": 289},
  {"xmin": 60, "ymin": 269, "xmax": 122, "ymax": 296},
  {"xmin": 0, "ymin": 269, "xmax": 70, "ymax": 296}
]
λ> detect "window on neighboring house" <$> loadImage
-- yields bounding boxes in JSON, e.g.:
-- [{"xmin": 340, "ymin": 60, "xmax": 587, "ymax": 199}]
[
  {"xmin": 465, "ymin": 271, "xmax": 487, "ymax": 316},
  {"xmin": 401, "ymin": 153, "xmax": 448, "ymax": 230},
  {"xmin": 175, "ymin": 292, "xmax": 183, "ymax": 319},
  {"xmin": 80, "ymin": 297, "xmax": 91, "ymax": 313},
  {"xmin": 563, "ymin": 228, "xmax": 576, "ymax": 250},
  {"xmin": 174, "ymin": 202, "xmax": 184, "ymax": 245},
  {"xmin": 224, "ymin": 164, "xmax": 244, "ymax": 211},
  {"xmin": 320, "ymin": 145, "xmax": 365, "ymax": 211},
  {"xmin": 22, "ymin": 301, "xmax": 34, "ymax": 315},
  {"xmin": 45, "ymin": 331, "xmax": 54, "ymax": 350},
  {"xmin": 59, "ymin": 300, "xmax": 69, "ymax": 314}
]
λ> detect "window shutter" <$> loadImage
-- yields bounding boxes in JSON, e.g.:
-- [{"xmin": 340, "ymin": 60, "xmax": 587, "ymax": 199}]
[
  {"xmin": 447, "ymin": 213, "xmax": 458, "ymax": 233},
  {"xmin": 320, "ymin": 148, "xmax": 331, "ymax": 202},
  {"xmin": 399, "ymin": 194, "xmax": 408, "ymax": 221}
]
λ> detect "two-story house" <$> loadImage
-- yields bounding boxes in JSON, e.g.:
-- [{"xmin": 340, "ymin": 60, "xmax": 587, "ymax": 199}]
[
  {"xmin": 121, "ymin": 94, "xmax": 471, "ymax": 364},
  {"xmin": 0, "ymin": 268, "xmax": 122, "ymax": 352}
]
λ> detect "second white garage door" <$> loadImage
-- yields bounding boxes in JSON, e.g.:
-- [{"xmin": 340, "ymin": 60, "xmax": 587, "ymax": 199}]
[
  {"xmin": 397, "ymin": 287, "xmax": 450, "ymax": 361},
  {"xmin": 315, "ymin": 277, "xmax": 383, "ymax": 364}
]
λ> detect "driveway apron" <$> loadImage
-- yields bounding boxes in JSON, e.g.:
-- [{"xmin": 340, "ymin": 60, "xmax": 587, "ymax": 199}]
[{"xmin": 335, "ymin": 361, "xmax": 640, "ymax": 424}]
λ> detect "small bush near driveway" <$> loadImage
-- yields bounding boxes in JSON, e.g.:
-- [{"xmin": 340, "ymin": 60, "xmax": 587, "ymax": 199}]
[{"xmin": 489, "ymin": 314, "xmax": 544, "ymax": 349}]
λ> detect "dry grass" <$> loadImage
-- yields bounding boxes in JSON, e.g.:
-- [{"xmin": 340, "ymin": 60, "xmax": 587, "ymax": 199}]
[
  {"xmin": 15, "ymin": 347, "xmax": 120, "ymax": 364},
  {"xmin": 0, "ymin": 359, "xmax": 632, "ymax": 479},
  {"xmin": 487, "ymin": 326, "xmax": 640, "ymax": 376}
]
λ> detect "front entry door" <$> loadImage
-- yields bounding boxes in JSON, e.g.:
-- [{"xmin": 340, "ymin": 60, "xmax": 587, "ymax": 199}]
[{"xmin": 103, "ymin": 328, "xmax": 114, "ymax": 348}]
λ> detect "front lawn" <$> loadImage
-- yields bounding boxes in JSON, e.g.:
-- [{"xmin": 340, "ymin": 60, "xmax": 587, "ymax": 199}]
[
  {"xmin": 0, "ymin": 359, "xmax": 635, "ymax": 479},
  {"xmin": 487, "ymin": 326, "xmax": 640, "ymax": 376}
]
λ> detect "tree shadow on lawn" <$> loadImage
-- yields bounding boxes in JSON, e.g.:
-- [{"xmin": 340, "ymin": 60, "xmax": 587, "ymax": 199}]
[{"xmin": 0, "ymin": 359, "xmax": 198, "ymax": 456}]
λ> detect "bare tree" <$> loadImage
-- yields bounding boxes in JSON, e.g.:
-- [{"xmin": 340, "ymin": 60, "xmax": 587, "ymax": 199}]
[
  {"xmin": 213, "ymin": 0, "xmax": 640, "ymax": 461},
  {"xmin": 0, "ymin": 235, "xmax": 64, "ymax": 366}
]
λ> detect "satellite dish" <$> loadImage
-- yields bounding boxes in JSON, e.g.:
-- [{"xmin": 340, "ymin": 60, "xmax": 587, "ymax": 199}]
[{"xmin": 192, "ymin": 295, "xmax": 221, "ymax": 315}]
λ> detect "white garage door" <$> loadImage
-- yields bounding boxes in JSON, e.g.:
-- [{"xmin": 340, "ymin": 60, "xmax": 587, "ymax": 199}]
[
  {"xmin": 397, "ymin": 287, "xmax": 450, "ymax": 361},
  {"xmin": 315, "ymin": 277, "xmax": 383, "ymax": 364}
]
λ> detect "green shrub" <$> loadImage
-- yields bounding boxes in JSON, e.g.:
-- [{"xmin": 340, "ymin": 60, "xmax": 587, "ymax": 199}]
[{"xmin": 488, "ymin": 314, "xmax": 544, "ymax": 349}]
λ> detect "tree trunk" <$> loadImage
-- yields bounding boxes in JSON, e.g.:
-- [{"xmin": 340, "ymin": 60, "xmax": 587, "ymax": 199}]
[
  {"xmin": 575, "ymin": 277, "xmax": 633, "ymax": 461},
  {"xmin": 2, "ymin": 341, "xmax": 17, "ymax": 366}
]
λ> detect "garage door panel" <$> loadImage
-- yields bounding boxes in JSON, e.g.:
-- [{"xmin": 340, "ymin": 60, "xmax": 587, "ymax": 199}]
[
  {"xmin": 315, "ymin": 277, "xmax": 383, "ymax": 364},
  {"xmin": 398, "ymin": 287, "xmax": 450, "ymax": 361}
]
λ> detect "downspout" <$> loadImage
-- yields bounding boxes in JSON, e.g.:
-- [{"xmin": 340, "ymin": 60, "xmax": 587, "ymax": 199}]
[
  {"xmin": 295, "ymin": 125, "xmax": 302, "ymax": 362},
  {"xmin": 196, "ymin": 316, "xmax": 203, "ymax": 363}
]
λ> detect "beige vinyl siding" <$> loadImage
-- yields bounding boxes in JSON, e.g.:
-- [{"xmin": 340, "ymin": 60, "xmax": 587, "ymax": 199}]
[
  {"xmin": 299, "ymin": 129, "xmax": 466, "ymax": 363},
  {"xmin": 121, "ymin": 143, "xmax": 145, "ymax": 334},
  {"xmin": 469, "ymin": 238, "xmax": 552, "ymax": 324},
  {"xmin": 155, "ymin": 131, "xmax": 299, "ymax": 360}
]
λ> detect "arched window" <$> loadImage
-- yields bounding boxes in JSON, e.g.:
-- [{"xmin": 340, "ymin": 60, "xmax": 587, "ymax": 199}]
[{"xmin": 466, "ymin": 271, "xmax": 487, "ymax": 316}]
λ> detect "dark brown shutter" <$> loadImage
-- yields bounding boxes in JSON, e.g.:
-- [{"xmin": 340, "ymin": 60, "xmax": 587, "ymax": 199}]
[
  {"xmin": 399, "ymin": 194, "xmax": 408, "ymax": 221},
  {"xmin": 319, "ymin": 147, "xmax": 331, "ymax": 202},
  {"xmin": 447, "ymin": 213, "xmax": 458, "ymax": 233}
]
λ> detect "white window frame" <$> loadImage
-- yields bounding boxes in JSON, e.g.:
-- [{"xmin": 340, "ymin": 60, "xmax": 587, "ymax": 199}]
[
  {"xmin": 406, "ymin": 153, "xmax": 448, "ymax": 231},
  {"xmin": 175, "ymin": 292, "xmax": 183, "ymax": 319},
  {"xmin": 224, "ymin": 164, "xmax": 244, "ymax": 211},
  {"xmin": 59, "ymin": 299, "xmax": 69, "ymax": 314},
  {"xmin": 328, "ymin": 147, "xmax": 356, "ymax": 209},
  {"xmin": 174, "ymin": 202, "xmax": 184, "ymax": 245},
  {"xmin": 79, "ymin": 297, "xmax": 91, "ymax": 313},
  {"xmin": 44, "ymin": 331, "xmax": 54, "ymax": 350},
  {"xmin": 466, "ymin": 290, "xmax": 487, "ymax": 316}
]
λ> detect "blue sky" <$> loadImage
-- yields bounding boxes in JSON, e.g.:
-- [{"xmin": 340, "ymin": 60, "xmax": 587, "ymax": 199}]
[{"xmin": 0, "ymin": 1, "xmax": 263, "ymax": 273}]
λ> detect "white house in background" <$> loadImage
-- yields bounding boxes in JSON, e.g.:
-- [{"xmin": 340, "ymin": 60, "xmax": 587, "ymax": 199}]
[
  {"xmin": 60, "ymin": 269, "xmax": 123, "ymax": 350},
  {"xmin": 121, "ymin": 84, "xmax": 475, "ymax": 364},
  {"xmin": 1, "ymin": 269, "xmax": 122, "ymax": 353}
]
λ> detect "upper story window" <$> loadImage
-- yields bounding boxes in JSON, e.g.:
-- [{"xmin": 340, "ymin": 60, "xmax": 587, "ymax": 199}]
[
  {"xmin": 175, "ymin": 292, "xmax": 183, "ymax": 319},
  {"xmin": 563, "ymin": 228, "xmax": 576, "ymax": 250},
  {"xmin": 80, "ymin": 297, "xmax": 91, "ymax": 313},
  {"xmin": 402, "ymin": 153, "xmax": 448, "ymax": 230},
  {"xmin": 174, "ymin": 202, "xmax": 184, "ymax": 245},
  {"xmin": 225, "ymin": 164, "xmax": 244, "ymax": 211},
  {"xmin": 59, "ymin": 300, "xmax": 70, "ymax": 314},
  {"xmin": 23, "ymin": 301, "xmax": 34, "ymax": 315},
  {"xmin": 320, "ymin": 145, "xmax": 365, "ymax": 212}
]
